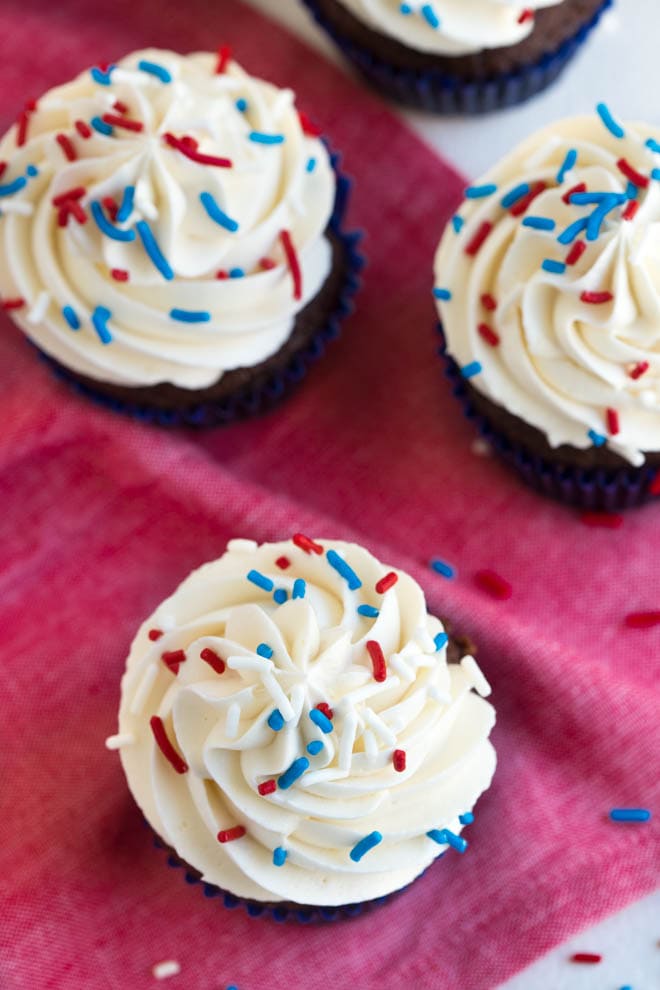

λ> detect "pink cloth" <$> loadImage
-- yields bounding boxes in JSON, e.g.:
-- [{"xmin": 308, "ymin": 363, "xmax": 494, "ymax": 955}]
[{"xmin": 0, "ymin": 2, "xmax": 658, "ymax": 988}]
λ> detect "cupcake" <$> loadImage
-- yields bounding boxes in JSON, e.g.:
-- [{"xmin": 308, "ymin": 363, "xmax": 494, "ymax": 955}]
[
  {"xmin": 108, "ymin": 536, "xmax": 496, "ymax": 921},
  {"xmin": 434, "ymin": 106, "xmax": 660, "ymax": 510},
  {"xmin": 301, "ymin": 0, "xmax": 612, "ymax": 114},
  {"xmin": 0, "ymin": 49, "xmax": 362, "ymax": 426}
]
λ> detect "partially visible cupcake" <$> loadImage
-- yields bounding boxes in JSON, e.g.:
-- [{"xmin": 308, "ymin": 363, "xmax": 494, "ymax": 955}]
[
  {"xmin": 109, "ymin": 536, "xmax": 496, "ymax": 921},
  {"xmin": 301, "ymin": 0, "xmax": 612, "ymax": 114},
  {"xmin": 0, "ymin": 49, "xmax": 362, "ymax": 426},
  {"xmin": 434, "ymin": 106, "xmax": 660, "ymax": 510}
]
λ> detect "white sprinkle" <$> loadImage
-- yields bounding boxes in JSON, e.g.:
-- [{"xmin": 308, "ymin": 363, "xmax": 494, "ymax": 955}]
[
  {"xmin": 428, "ymin": 685, "xmax": 453, "ymax": 706},
  {"xmin": 338, "ymin": 710, "xmax": 358, "ymax": 771},
  {"xmin": 262, "ymin": 672, "xmax": 294, "ymax": 721},
  {"xmin": 227, "ymin": 538, "xmax": 258, "ymax": 553},
  {"xmin": 225, "ymin": 701, "xmax": 241, "ymax": 738},
  {"xmin": 130, "ymin": 663, "xmax": 158, "ymax": 715},
  {"xmin": 471, "ymin": 438, "xmax": 492, "ymax": 458},
  {"xmin": 411, "ymin": 653, "xmax": 436, "ymax": 669},
  {"xmin": 389, "ymin": 653, "xmax": 415, "ymax": 682},
  {"xmin": 363, "ymin": 708, "xmax": 397, "ymax": 746},
  {"xmin": 27, "ymin": 290, "xmax": 49, "ymax": 324},
  {"xmin": 1, "ymin": 199, "xmax": 33, "ymax": 215},
  {"xmin": 299, "ymin": 767, "xmax": 349, "ymax": 787},
  {"xmin": 227, "ymin": 655, "xmax": 272, "ymax": 672},
  {"xmin": 342, "ymin": 676, "xmax": 400, "ymax": 707},
  {"xmin": 104, "ymin": 732, "xmax": 135, "ymax": 750},
  {"xmin": 152, "ymin": 960, "xmax": 180, "ymax": 981},
  {"xmin": 461, "ymin": 655, "xmax": 492, "ymax": 697},
  {"xmin": 362, "ymin": 729, "xmax": 378, "ymax": 761}
]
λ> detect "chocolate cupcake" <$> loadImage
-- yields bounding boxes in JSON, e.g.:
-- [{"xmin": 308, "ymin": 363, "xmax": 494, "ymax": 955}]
[
  {"xmin": 434, "ymin": 106, "xmax": 660, "ymax": 509},
  {"xmin": 108, "ymin": 536, "xmax": 496, "ymax": 921},
  {"xmin": 301, "ymin": 0, "xmax": 612, "ymax": 114},
  {"xmin": 0, "ymin": 49, "xmax": 362, "ymax": 426}
]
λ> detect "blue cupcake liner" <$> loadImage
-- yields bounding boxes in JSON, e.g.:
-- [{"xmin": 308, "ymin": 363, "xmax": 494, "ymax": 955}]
[
  {"xmin": 436, "ymin": 324, "xmax": 660, "ymax": 511},
  {"xmin": 36, "ymin": 149, "xmax": 364, "ymax": 428},
  {"xmin": 301, "ymin": 0, "xmax": 612, "ymax": 114},
  {"xmin": 151, "ymin": 831, "xmax": 437, "ymax": 924}
]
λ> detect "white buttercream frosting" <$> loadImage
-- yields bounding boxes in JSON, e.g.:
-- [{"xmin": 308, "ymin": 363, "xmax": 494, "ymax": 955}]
[
  {"xmin": 116, "ymin": 538, "xmax": 496, "ymax": 906},
  {"xmin": 435, "ymin": 111, "xmax": 660, "ymax": 467},
  {"xmin": 0, "ymin": 49, "xmax": 335, "ymax": 389},
  {"xmin": 334, "ymin": 0, "xmax": 564, "ymax": 57}
]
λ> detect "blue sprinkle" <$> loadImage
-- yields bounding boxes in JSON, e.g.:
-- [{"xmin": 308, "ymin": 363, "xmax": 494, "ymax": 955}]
[
  {"xmin": 587, "ymin": 200, "xmax": 620, "ymax": 241},
  {"xmin": 652, "ymin": 169, "xmax": 660, "ymax": 182},
  {"xmin": 256, "ymin": 643, "xmax": 274, "ymax": 659},
  {"xmin": 169, "ymin": 308, "xmax": 211, "ymax": 323},
  {"xmin": 136, "ymin": 220, "xmax": 174, "ymax": 281},
  {"xmin": 556, "ymin": 148, "xmax": 577, "ymax": 184},
  {"xmin": 272, "ymin": 846, "xmax": 287, "ymax": 867},
  {"xmin": 433, "ymin": 288, "xmax": 451, "ymax": 301},
  {"xmin": 451, "ymin": 215, "xmax": 464, "ymax": 233},
  {"xmin": 399, "ymin": 2, "xmax": 412, "ymax": 12},
  {"xmin": 465, "ymin": 183, "xmax": 497, "ymax": 199},
  {"xmin": 542, "ymin": 259, "xmax": 566, "ymax": 274},
  {"xmin": 569, "ymin": 192, "xmax": 622, "ymax": 205},
  {"xmin": 357, "ymin": 604, "xmax": 379, "ymax": 618},
  {"xmin": 90, "ymin": 201, "xmax": 136, "ymax": 242},
  {"xmin": 116, "ymin": 185, "xmax": 135, "ymax": 223},
  {"xmin": 420, "ymin": 3, "xmax": 440, "ymax": 28},
  {"xmin": 247, "ymin": 569, "xmax": 274, "ymax": 592},
  {"xmin": 558, "ymin": 217, "xmax": 589, "ymax": 245},
  {"xmin": 92, "ymin": 306, "xmax": 113, "ymax": 345},
  {"xmin": 25, "ymin": 165, "xmax": 38, "ymax": 178},
  {"xmin": 0, "ymin": 177, "xmax": 27, "ymax": 197},
  {"xmin": 292, "ymin": 578, "xmax": 306, "ymax": 600},
  {"xmin": 90, "ymin": 66, "xmax": 115, "ymax": 86},
  {"xmin": 91, "ymin": 116, "xmax": 113, "ymax": 136},
  {"xmin": 350, "ymin": 831, "xmax": 382, "ymax": 862},
  {"xmin": 200, "ymin": 191, "xmax": 239, "ymax": 232},
  {"xmin": 459, "ymin": 812, "xmax": 475, "ymax": 825},
  {"xmin": 609, "ymin": 808, "xmax": 651, "ymax": 822},
  {"xmin": 326, "ymin": 549, "xmax": 362, "ymax": 590},
  {"xmin": 596, "ymin": 102, "xmax": 625, "ymax": 139},
  {"xmin": 461, "ymin": 361, "xmax": 482, "ymax": 380},
  {"xmin": 626, "ymin": 182, "xmax": 639, "ymax": 200},
  {"xmin": 278, "ymin": 757, "xmax": 309, "ymax": 790},
  {"xmin": 273, "ymin": 589, "xmax": 288, "ymax": 605},
  {"xmin": 522, "ymin": 216, "xmax": 555, "ymax": 231},
  {"xmin": 309, "ymin": 708, "xmax": 333, "ymax": 734},
  {"xmin": 307, "ymin": 740, "xmax": 324, "ymax": 756},
  {"xmin": 434, "ymin": 632, "xmax": 448, "ymax": 652},
  {"xmin": 249, "ymin": 131, "xmax": 285, "ymax": 145},
  {"xmin": 645, "ymin": 138, "xmax": 660, "ymax": 154},
  {"xmin": 306, "ymin": 157, "xmax": 317, "ymax": 173},
  {"xmin": 235, "ymin": 98, "xmax": 248, "ymax": 112},
  {"xmin": 500, "ymin": 183, "xmax": 530, "ymax": 209},
  {"xmin": 427, "ymin": 828, "xmax": 467, "ymax": 853},
  {"xmin": 430, "ymin": 559, "xmax": 455, "ymax": 579},
  {"xmin": 62, "ymin": 305, "xmax": 80, "ymax": 331},
  {"xmin": 138, "ymin": 59, "xmax": 172, "ymax": 83},
  {"xmin": 229, "ymin": 268, "xmax": 245, "ymax": 279},
  {"xmin": 268, "ymin": 709, "xmax": 285, "ymax": 732},
  {"xmin": 588, "ymin": 429, "xmax": 607, "ymax": 448}
]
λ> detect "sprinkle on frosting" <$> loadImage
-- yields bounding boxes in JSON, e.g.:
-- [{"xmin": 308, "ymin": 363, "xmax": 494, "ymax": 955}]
[
  {"xmin": 350, "ymin": 831, "xmax": 382, "ymax": 862},
  {"xmin": 149, "ymin": 716, "xmax": 188, "ymax": 774}
]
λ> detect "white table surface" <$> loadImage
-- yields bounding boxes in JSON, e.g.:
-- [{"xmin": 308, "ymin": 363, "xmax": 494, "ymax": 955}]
[{"xmin": 245, "ymin": 2, "xmax": 659, "ymax": 986}]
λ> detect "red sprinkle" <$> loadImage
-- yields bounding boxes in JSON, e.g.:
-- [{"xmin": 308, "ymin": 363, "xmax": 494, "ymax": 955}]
[
  {"xmin": 55, "ymin": 133, "xmax": 77, "ymax": 162},
  {"xmin": 280, "ymin": 229, "xmax": 302, "ymax": 301},
  {"xmin": 517, "ymin": 8, "xmax": 534, "ymax": 23},
  {"xmin": 570, "ymin": 953, "xmax": 602, "ymax": 965},
  {"xmin": 57, "ymin": 206, "xmax": 70, "ymax": 228},
  {"xmin": 216, "ymin": 270, "xmax": 228, "ymax": 280},
  {"xmin": 375, "ymin": 572, "xmax": 398, "ymax": 594},
  {"xmin": 465, "ymin": 221, "xmax": 493, "ymax": 257},
  {"xmin": 16, "ymin": 107, "xmax": 33, "ymax": 148},
  {"xmin": 102, "ymin": 196, "xmax": 119, "ymax": 222},
  {"xmin": 622, "ymin": 200, "xmax": 639, "ymax": 222},
  {"xmin": 292, "ymin": 533, "xmax": 323, "ymax": 555},
  {"xmin": 65, "ymin": 200, "xmax": 87, "ymax": 225},
  {"xmin": 580, "ymin": 512, "xmax": 624, "ymax": 529},
  {"xmin": 617, "ymin": 158, "xmax": 649, "ymax": 189},
  {"xmin": 606, "ymin": 407, "xmax": 620, "ymax": 435},
  {"xmin": 510, "ymin": 180, "xmax": 546, "ymax": 217},
  {"xmin": 474, "ymin": 569, "xmax": 512, "ymax": 601},
  {"xmin": 200, "ymin": 647, "xmax": 225, "ymax": 674},
  {"xmin": 149, "ymin": 716, "xmax": 188, "ymax": 774},
  {"xmin": 217, "ymin": 826, "xmax": 246, "ymax": 843},
  {"xmin": 625, "ymin": 611, "xmax": 660, "ymax": 629},
  {"xmin": 148, "ymin": 628, "xmax": 163, "ymax": 641},
  {"xmin": 366, "ymin": 640, "xmax": 387, "ymax": 683},
  {"xmin": 216, "ymin": 43, "xmax": 232, "ymax": 74},
  {"xmin": 298, "ymin": 110, "xmax": 322, "ymax": 137},
  {"xmin": 0, "ymin": 162, "xmax": 6, "ymax": 180},
  {"xmin": 163, "ymin": 132, "xmax": 232, "ymax": 169},
  {"xmin": 52, "ymin": 186, "xmax": 85, "ymax": 206},
  {"xmin": 74, "ymin": 120, "xmax": 93, "ymax": 139},
  {"xmin": 629, "ymin": 360, "xmax": 649, "ymax": 380},
  {"xmin": 478, "ymin": 322, "xmax": 500, "ymax": 347},
  {"xmin": 161, "ymin": 649, "xmax": 186, "ymax": 673},
  {"xmin": 259, "ymin": 257, "xmax": 277, "ymax": 271},
  {"xmin": 566, "ymin": 240, "xmax": 587, "ymax": 266},
  {"xmin": 110, "ymin": 268, "xmax": 130, "ymax": 282},
  {"xmin": 102, "ymin": 113, "xmax": 144, "ymax": 133},
  {"xmin": 257, "ymin": 780, "xmax": 276, "ymax": 796},
  {"xmin": 480, "ymin": 293, "xmax": 497, "ymax": 312},
  {"xmin": 393, "ymin": 749, "xmax": 406, "ymax": 772},
  {"xmin": 316, "ymin": 702, "xmax": 334, "ymax": 721},
  {"xmin": 580, "ymin": 291, "xmax": 614, "ymax": 305},
  {"xmin": 275, "ymin": 556, "xmax": 291, "ymax": 569},
  {"xmin": 1, "ymin": 297, "xmax": 25, "ymax": 310},
  {"xmin": 563, "ymin": 182, "xmax": 587, "ymax": 205},
  {"xmin": 113, "ymin": 100, "xmax": 128, "ymax": 114}
]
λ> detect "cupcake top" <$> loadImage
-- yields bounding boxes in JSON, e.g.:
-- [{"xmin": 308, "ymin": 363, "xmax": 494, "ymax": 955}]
[
  {"xmin": 334, "ymin": 1, "xmax": 564, "ymax": 57},
  {"xmin": 435, "ymin": 107, "xmax": 660, "ymax": 467},
  {"xmin": 0, "ymin": 49, "xmax": 335, "ymax": 389},
  {"xmin": 112, "ymin": 536, "xmax": 496, "ymax": 907}
]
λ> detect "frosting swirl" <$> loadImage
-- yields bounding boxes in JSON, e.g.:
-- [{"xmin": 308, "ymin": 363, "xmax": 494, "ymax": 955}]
[
  {"xmin": 435, "ymin": 110, "xmax": 660, "ymax": 467},
  {"xmin": 114, "ymin": 538, "xmax": 496, "ymax": 906},
  {"xmin": 0, "ymin": 49, "xmax": 335, "ymax": 389},
  {"xmin": 334, "ymin": 0, "xmax": 564, "ymax": 57}
]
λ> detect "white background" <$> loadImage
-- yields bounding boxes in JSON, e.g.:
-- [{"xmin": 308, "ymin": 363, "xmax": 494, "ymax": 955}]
[{"xmin": 245, "ymin": 2, "xmax": 658, "ymax": 986}]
